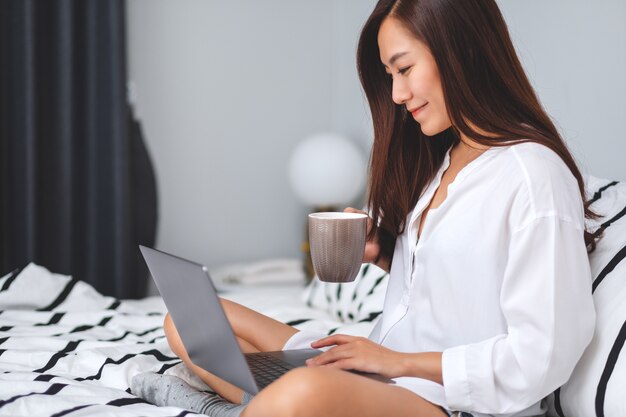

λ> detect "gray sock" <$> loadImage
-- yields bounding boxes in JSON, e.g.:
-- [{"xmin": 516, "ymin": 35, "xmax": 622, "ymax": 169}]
[{"xmin": 131, "ymin": 372, "xmax": 251, "ymax": 417}]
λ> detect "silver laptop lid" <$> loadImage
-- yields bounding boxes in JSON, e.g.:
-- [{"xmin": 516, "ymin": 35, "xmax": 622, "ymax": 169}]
[{"xmin": 139, "ymin": 245, "xmax": 260, "ymax": 394}]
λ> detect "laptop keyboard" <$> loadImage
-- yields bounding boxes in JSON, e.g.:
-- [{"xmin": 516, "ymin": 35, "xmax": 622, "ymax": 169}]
[{"xmin": 245, "ymin": 352, "xmax": 296, "ymax": 389}]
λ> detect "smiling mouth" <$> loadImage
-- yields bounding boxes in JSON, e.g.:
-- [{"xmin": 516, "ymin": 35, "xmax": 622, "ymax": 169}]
[{"xmin": 409, "ymin": 103, "xmax": 428, "ymax": 116}]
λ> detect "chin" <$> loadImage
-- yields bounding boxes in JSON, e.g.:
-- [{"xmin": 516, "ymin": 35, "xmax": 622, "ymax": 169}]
[{"xmin": 418, "ymin": 122, "xmax": 447, "ymax": 137}]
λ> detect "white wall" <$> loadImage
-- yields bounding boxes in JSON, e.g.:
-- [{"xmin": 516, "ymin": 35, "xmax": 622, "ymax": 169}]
[
  {"xmin": 127, "ymin": 0, "xmax": 626, "ymax": 294},
  {"xmin": 497, "ymin": 0, "xmax": 626, "ymax": 181},
  {"xmin": 126, "ymin": 0, "xmax": 376, "ymax": 292}
]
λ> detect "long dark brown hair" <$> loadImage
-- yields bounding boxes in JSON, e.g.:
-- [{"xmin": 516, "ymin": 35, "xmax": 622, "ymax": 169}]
[{"xmin": 357, "ymin": 0, "xmax": 597, "ymax": 264}]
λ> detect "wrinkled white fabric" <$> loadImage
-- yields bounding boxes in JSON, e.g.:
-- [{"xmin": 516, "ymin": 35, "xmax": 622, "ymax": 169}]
[{"xmin": 369, "ymin": 142, "xmax": 595, "ymax": 416}]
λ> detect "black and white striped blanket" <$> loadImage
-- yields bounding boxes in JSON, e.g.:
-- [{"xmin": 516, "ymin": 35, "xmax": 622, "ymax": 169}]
[
  {"xmin": 0, "ymin": 263, "xmax": 194, "ymax": 416},
  {"xmin": 0, "ymin": 264, "xmax": 371, "ymax": 417}
]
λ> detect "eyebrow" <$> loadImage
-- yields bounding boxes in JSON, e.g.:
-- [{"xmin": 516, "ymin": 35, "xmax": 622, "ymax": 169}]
[{"xmin": 383, "ymin": 51, "xmax": 409, "ymax": 68}]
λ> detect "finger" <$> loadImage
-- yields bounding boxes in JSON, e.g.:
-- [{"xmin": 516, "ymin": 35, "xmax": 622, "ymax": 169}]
[
  {"xmin": 343, "ymin": 207, "xmax": 366, "ymax": 214},
  {"xmin": 311, "ymin": 334, "xmax": 358, "ymax": 348},
  {"xmin": 321, "ymin": 358, "xmax": 362, "ymax": 372},
  {"xmin": 307, "ymin": 344, "xmax": 353, "ymax": 366},
  {"xmin": 320, "ymin": 351, "xmax": 386, "ymax": 375},
  {"xmin": 310, "ymin": 342, "xmax": 354, "ymax": 362},
  {"xmin": 363, "ymin": 244, "xmax": 380, "ymax": 263}
]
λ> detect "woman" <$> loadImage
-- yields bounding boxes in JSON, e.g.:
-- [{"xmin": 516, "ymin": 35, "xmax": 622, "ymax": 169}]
[{"xmin": 133, "ymin": 1, "xmax": 596, "ymax": 416}]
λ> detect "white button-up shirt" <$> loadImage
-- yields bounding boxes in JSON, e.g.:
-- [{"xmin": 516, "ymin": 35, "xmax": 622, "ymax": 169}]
[{"xmin": 368, "ymin": 142, "xmax": 595, "ymax": 416}]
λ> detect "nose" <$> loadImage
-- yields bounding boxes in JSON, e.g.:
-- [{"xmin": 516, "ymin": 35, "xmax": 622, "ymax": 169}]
[{"xmin": 391, "ymin": 77, "xmax": 411, "ymax": 105}]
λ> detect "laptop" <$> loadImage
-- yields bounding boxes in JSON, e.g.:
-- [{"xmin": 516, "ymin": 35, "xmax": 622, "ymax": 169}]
[{"xmin": 139, "ymin": 245, "xmax": 391, "ymax": 395}]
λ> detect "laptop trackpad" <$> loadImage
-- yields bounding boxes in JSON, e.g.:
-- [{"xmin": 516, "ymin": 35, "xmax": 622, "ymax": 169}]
[
  {"xmin": 262, "ymin": 349, "xmax": 395, "ymax": 384},
  {"xmin": 262, "ymin": 348, "xmax": 321, "ymax": 366}
]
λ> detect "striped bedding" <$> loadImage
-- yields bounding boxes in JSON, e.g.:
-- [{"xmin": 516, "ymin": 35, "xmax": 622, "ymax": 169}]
[
  {"xmin": 548, "ymin": 177, "xmax": 626, "ymax": 417},
  {"xmin": 0, "ymin": 263, "xmax": 375, "ymax": 417}
]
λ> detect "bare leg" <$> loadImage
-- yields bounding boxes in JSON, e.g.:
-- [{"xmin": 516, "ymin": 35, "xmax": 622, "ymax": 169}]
[
  {"xmin": 218, "ymin": 298, "xmax": 299, "ymax": 351},
  {"xmin": 163, "ymin": 298, "xmax": 299, "ymax": 403},
  {"xmin": 242, "ymin": 367, "xmax": 448, "ymax": 417}
]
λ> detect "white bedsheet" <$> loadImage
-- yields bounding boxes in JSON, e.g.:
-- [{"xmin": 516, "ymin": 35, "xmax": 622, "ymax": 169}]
[{"xmin": 0, "ymin": 263, "xmax": 374, "ymax": 417}]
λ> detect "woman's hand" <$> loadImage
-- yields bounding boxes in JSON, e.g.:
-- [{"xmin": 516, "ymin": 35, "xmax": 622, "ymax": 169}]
[
  {"xmin": 305, "ymin": 334, "xmax": 407, "ymax": 379},
  {"xmin": 343, "ymin": 207, "xmax": 389, "ymax": 271},
  {"xmin": 307, "ymin": 334, "xmax": 444, "ymax": 384}
]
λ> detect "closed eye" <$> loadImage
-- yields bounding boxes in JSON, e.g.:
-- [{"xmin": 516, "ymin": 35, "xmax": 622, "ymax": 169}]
[{"xmin": 384, "ymin": 66, "xmax": 411, "ymax": 80}]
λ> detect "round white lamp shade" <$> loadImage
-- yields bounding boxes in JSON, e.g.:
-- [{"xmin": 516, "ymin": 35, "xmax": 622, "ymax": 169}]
[{"xmin": 288, "ymin": 133, "xmax": 366, "ymax": 207}]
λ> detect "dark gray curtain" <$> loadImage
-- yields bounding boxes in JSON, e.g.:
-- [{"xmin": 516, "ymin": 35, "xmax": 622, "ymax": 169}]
[{"xmin": 0, "ymin": 0, "xmax": 158, "ymax": 298}]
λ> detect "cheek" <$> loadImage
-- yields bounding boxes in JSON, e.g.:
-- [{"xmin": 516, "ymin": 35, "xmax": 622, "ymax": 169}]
[
  {"xmin": 432, "ymin": 95, "xmax": 450, "ymax": 123},
  {"xmin": 411, "ymin": 69, "xmax": 444, "ymax": 104},
  {"xmin": 426, "ymin": 103, "xmax": 452, "ymax": 135},
  {"xmin": 419, "ymin": 82, "xmax": 452, "ymax": 135},
  {"xmin": 426, "ymin": 73, "xmax": 445, "ymax": 106},
  {"xmin": 426, "ymin": 74, "xmax": 450, "ymax": 122}
]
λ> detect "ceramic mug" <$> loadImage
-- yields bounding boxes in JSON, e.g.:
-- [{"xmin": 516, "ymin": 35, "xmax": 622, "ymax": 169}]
[{"xmin": 308, "ymin": 212, "xmax": 367, "ymax": 283}]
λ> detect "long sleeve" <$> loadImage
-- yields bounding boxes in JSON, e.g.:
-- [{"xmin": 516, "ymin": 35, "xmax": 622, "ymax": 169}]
[{"xmin": 441, "ymin": 215, "xmax": 596, "ymax": 414}]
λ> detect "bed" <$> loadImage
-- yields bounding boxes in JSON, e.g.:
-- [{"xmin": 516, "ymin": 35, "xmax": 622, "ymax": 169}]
[
  {"xmin": 0, "ymin": 261, "xmax": 385, "ymax": 417},
  {"xmin": 1, "ymin": 175, "xmax": 624, "ymax": 417}
]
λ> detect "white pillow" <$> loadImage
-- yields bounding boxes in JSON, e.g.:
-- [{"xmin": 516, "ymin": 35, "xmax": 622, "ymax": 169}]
[
  {"xmin": 302, "ymin": 263, "xmax": 388, "ymax": 324},
  {"xmin": 547, "ymin": 175, "xmax": 626, "ymax": 417}
]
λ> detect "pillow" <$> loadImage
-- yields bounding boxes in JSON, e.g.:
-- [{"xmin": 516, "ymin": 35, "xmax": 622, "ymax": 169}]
[
  {"xmin": 547, "ymin": 175, "xmax": 626, "ymax": 417},
  {"xmin": 302, "ymin": 263, "xmax": 388, "ymax": 324}
]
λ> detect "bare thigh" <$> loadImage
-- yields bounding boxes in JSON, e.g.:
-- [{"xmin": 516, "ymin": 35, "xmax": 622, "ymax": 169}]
[
  {"xmin": 163, "ymin": 297, "xmax": 299, "ymax": 402},
  {"xmin": 219, "ymin": 297, "xmax": 299, "ymax": 352},
  {"xmin": 243, "ymin": 367, "xmax": 448, "ymax": 417}
]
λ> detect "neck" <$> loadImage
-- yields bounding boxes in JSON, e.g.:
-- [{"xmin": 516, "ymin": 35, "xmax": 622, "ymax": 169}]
[
  {"xmin": 458, "ymin": 134, "xmax": 490, "ymax": 151},
  {"xmin": 455, "ymin": 120, "xmax": 494, "ymax": 151},
  {"xmin": 449, "ymin": 134, "xmax": 490, "ymax": 164}
]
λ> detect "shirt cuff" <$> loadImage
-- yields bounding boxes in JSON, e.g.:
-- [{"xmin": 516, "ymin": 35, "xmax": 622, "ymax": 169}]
[{"xmin": 442, "ymin": 344, "xmax": 472, "ymax": 410}]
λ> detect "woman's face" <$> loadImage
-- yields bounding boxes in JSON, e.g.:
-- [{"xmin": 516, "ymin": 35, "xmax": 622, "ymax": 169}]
[{"xmin": 377, "ymin": 17, "xmax": 452, "ymax": 136}]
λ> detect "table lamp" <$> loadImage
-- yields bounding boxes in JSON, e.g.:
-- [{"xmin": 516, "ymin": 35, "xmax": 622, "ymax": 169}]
[{"xmin": 288, "ymin": 133, "xmax": 366, "ymax": 281}]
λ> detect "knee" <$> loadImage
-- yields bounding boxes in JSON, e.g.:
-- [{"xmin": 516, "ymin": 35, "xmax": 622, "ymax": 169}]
[
  {"xmin": 163, "ymin": 312, "xmax": 185, "ymax": 359},
  {"xmin": 275, "ymin": 367, "xmax": 323, "ymax": 403},
  {"xmin": 247, "ymin": 368, "xmax": 332, "ymax": 417}
]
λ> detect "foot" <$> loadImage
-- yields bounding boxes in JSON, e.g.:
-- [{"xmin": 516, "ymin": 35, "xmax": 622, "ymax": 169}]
[{"xmin": 131, "ymin": 372, "xmax": 248, "ymax": 417}]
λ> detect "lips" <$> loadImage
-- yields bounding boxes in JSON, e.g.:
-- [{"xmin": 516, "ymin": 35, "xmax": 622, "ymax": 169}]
[{"xmin": 409, "ymin": 103, "xmax": 428, "ymax": 116}]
